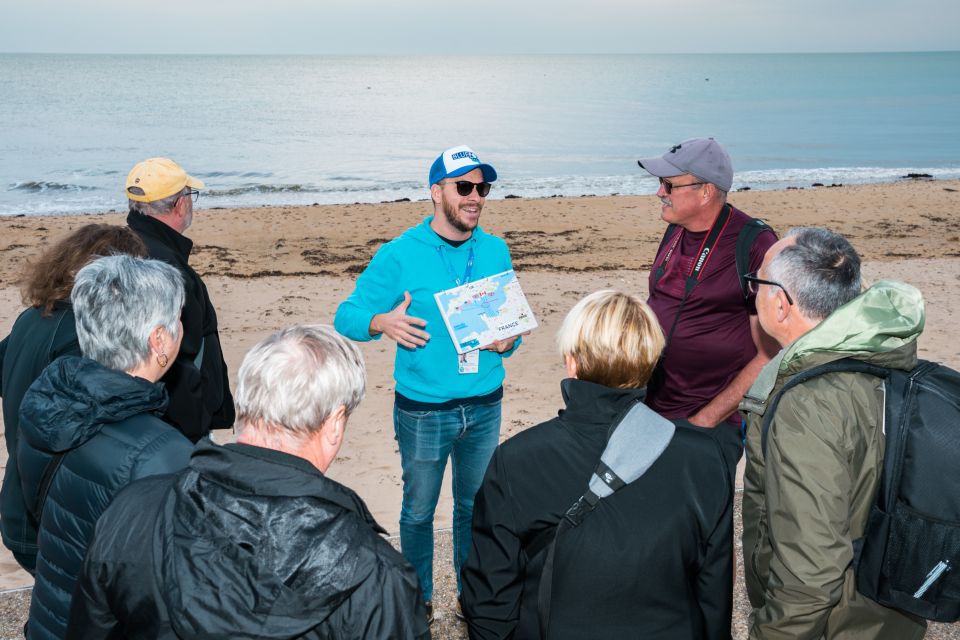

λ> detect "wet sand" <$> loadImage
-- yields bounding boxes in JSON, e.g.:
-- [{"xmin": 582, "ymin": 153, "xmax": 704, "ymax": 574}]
[{"xmin": 1, "ymin": 180, "xmax": 959, "ymax": 637}]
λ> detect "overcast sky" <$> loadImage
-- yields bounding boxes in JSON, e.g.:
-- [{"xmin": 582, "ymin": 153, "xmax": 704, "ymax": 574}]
[{"xmin": 2, "ymin": 0, "xmax": 958, "ymax": 55}]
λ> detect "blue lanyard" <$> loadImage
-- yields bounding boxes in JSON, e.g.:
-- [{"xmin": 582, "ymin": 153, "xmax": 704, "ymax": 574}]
[{"xmin": 436, "ymin": 244, "xmax": 475, "ymax": 287}]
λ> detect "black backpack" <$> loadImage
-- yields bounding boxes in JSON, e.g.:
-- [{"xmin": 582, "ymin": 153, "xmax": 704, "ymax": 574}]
[{"xmin": 761, "ymin": 358, "xmax": 960, "ymax": 622}]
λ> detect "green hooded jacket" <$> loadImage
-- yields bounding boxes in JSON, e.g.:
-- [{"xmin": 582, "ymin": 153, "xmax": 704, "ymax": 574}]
[{"xmin": 740, "ymin": 280, "xmax": 927, "ymax": 639}]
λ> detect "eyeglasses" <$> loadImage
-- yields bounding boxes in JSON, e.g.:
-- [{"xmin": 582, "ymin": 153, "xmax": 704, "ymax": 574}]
[
  {"xmin": 659, "ymin": 177, "xmax": 707, "ymax": 195},
  {"xmin": 743, "ymin": 270, "xmax": 794, "ymax": 305},
  {"xmin": 444, "ymin": 180, "xmax": 491, "ymax": 197},
  {"xmin": 182, "ymin": 188, "xmax": 200, "ymax": 203}
]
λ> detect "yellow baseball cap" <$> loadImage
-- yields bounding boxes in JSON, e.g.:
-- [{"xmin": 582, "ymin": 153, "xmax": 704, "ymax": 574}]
[{"xmin": 125, "ymin": 157, "xmax": 205, "ymax": 203}]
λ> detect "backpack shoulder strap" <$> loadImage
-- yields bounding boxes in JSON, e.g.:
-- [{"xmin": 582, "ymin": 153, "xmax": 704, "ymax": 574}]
[
  {"xmin": 760, "ymin": 358, "xmax": 889, "ymax": 456},
  {"xmin": 32, "ymin": 452, "xmax": 68, "ymax": 524},
  {"xmin": 658, "ymin": 223, "xmax": 679, "ymax": 253},
  {"xmin": 736, "ymin": 218, "xmax": 773, "ymax": 298}
]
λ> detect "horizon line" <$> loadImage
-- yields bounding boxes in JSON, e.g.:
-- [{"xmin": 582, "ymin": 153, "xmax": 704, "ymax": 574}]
[{"xmin": 1, "ymin": 49, "xmax": 958, "ymax": 57}]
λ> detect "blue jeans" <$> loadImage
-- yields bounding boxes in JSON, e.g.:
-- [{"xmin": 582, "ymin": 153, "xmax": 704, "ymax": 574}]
[{"xmin": 393, "ymin": 400, "xmax": 501, "ymax": 601}]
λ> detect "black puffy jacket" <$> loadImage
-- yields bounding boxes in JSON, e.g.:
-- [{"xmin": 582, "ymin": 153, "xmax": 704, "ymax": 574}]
[
  {"xmin": 0, "ymin": 302, "xmax": 79, "ymax": 572},
  {"xmin": 17, "ymin": 356, "xmax": 193, "ymax": 640},
  {"xmin": 69, "ymin": 441, "xmax": 430, "ymax": 639}
]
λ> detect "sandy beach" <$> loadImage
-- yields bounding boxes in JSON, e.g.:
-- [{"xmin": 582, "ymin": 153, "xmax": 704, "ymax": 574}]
[{"xmin": 1, "ymin": 180, "xmax": 959, "ymax": 637}]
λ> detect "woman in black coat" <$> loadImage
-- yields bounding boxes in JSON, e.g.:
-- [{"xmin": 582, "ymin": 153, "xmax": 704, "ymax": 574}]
[
  {"xmin": 17, "ymin": 255, "xmax": 193, "ymax": 640},
  {"xmin": 461, "ymin": 290, "xmax": 734, "ymax": 639},
  {"xmin": 0, "ymin": 224, "xmax": 145, "ymax": 573}
]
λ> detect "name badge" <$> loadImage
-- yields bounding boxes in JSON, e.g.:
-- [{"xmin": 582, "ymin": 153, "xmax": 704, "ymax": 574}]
[{"xmin": 458, "ymin": 349, "xmax": 480, "ymax": 374}]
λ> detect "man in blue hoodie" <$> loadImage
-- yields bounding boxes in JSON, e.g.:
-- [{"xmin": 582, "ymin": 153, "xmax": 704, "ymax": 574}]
[{"xmin": 335, "ymin": 145, "xmax": 520, "ymax": 623}]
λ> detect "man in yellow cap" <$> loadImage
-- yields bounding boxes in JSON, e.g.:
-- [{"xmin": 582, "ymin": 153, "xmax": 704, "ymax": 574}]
[{"xmin": 125, "ymin": 158, "xmax": 234, "ymax": 441}]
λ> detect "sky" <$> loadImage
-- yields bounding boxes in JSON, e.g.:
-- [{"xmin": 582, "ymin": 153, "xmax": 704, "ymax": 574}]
[{"xmin": 1, "ymin": 0, "xmax": 958, "ymax": 55}]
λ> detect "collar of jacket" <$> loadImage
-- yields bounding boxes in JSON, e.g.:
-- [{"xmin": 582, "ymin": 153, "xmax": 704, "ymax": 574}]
[
  {"xmin": 189, "ymin": 440, "xmax": 387, "ymax": 534},
  {"xmin": 127, "ymin": 210, "xmax": 194, "ymax": 260},
  {"xmin": 740, "ymin": 280, "xmax": 924, "ymax": 416},
  {"xmin": 558, "ymin": 378, "xmax": 647, "ymax": 427}
]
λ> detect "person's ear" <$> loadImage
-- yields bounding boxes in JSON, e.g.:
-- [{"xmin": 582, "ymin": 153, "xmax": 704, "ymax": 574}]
[
  {"xmin": 702, "ymin": 183, "xmax": 714, "ymax": 202},
  {"xmin": 323, "ymin": 405, "xmax": 347, "ymax": 448},
  {"xmin": 148, "ymin": 325, "xmax": 166, "ymax": 354},
  {"xmin": 431, "ymin": 183, "xmax": 443, "ymax": 206},
  {"xmin": 776, "ymin": 290, "xmax": 792, "ymax": 322},
  {"xmin": 564, "ymin": 354, "xmax": 578, "ymax": 379}
]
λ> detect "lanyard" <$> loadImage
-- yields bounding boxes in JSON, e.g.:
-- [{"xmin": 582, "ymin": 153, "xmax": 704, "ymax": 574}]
[
  {"xmin": 657, "ymin": 204, "xmax": 732, "ymax": 352},
  {"xmin": 654, "ymin": 204, "xmax": 731, "ymax": 293},
  {"xmin": 436, "ymin": 243, "xmax": 475, "ymax": 287}
]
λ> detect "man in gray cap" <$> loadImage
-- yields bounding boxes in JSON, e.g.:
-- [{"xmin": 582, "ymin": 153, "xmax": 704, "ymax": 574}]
[{"xmin": 637, "ymin": 137, "xmax": 778, "ymax": 475}]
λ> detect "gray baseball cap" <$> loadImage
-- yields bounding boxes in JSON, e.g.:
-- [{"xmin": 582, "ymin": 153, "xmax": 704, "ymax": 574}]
[{"xmin": 637, "ymin": 137, "xmax": 733, "ymax": 193}]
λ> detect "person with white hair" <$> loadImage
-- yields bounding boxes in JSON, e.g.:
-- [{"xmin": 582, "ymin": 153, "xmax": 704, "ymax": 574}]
[
  {"xmin": 69, "ymin": 325, "xmax": 430, "ymax": 640},
  {"xmin": 16, "ymin": 254, "xmax": 193, "ymax": 640}
]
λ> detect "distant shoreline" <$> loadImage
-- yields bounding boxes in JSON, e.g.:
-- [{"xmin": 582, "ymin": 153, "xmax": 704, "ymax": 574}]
[{"xmin": 2, "ymin": 174, "xmax": 955, "ymax": 219}]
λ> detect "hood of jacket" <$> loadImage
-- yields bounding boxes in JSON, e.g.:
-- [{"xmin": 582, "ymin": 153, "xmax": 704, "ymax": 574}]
[
  {"xmin": 742, "ymin": 280, "xmax": 924, "ymax": 414},
  {"xmin": 18, "ymin": 355, "xmax": 168, "ymax": 454},
  {"xmin": 161, "ymin": 442, "xmax": 391, "ymax": 638}
]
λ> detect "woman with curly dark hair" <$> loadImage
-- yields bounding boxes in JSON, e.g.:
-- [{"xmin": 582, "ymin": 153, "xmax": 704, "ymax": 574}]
[{"xmin": 0, "ymin": 223, "xmax": 145, "ymax": 573}]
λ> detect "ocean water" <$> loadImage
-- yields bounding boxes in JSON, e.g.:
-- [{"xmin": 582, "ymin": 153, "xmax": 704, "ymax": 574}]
[{"xmin": 1, "ymin": 52, "xmax": 958, "ymax": 216}]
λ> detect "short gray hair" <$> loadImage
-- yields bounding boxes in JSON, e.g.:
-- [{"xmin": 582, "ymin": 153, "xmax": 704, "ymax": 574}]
[
  {"xmin": 128, "ymin": 188, "xmax": 184, "ymax": 217},
  {"xmin": 71, "ymin": 255, "xmax": 185, "ymax": 371},
  {"xmin": 767, "ymin": 227, "xmax": 862, "ymax": 321},
  {"xmin": 235, "ymin": 325, "xmax": 366, "ymax": 438}
]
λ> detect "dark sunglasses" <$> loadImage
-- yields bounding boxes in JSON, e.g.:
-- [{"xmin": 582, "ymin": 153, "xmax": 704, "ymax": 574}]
[
  {"xmin": 659, "ymin": 177, "xmax": 707, "ymax": 195},
  {"xmin": 743, "ymin": 270, "xmax": 794, "ymax": 305},
  {"xmin": 182, "ymin": 188, "xmax": 200, "ymax": 203},
  {"xmin": 445, "ymin": 180, "xmax": 491, "ymax": 197}
]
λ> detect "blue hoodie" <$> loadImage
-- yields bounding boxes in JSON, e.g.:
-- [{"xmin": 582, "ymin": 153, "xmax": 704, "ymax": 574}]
[{"xmin": 335, "ymin": 216, "xmax": 519, "ymax": 403}]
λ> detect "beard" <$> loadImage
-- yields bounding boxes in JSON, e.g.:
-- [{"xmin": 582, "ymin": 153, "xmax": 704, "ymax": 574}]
[{"xmin": 442, "ymin": 197, "xmax": 480, "ymax": 234}]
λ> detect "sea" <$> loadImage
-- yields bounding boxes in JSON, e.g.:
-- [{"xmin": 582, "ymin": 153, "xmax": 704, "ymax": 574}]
[{"xmin": 1, "ymin": 52, "xmax": 958, "ymax": 217}]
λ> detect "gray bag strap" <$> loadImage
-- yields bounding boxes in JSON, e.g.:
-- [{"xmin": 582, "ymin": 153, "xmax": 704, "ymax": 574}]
[
  {"xmin": 531, "ymin": 401, "xmax": 675, "ymax": 638},
  {"xmin": 193, "ymin": 336, "xmax": 205, "ymax": 369}
]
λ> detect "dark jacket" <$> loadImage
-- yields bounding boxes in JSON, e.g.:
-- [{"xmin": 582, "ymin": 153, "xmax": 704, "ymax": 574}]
[
  {"xmin": 740, "ymin": 281, "xmax": 927, "ymax": 639},
  {"xmin": 18, "ymin": 356, "xmax": 193, "ymax": 640},
  {"xmin": 0, "ymin": 302, "xmax": 79, "ymax": 571},
  {"xmin": 461, "ymin": 379, "xmax": 734, "ymax": 640},
  {"xmin": 69, "ymin": 441, "xmax": 430, "ymax": 640},
  {"xmin": 127, "ymin": 211, "xmax": 234, "ymax": 441}
]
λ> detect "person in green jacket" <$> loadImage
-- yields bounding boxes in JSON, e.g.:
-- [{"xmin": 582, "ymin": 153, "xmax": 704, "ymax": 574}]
[{"xmin": 740, "ymin": 227, "xmax": 927, "ymax": 639}]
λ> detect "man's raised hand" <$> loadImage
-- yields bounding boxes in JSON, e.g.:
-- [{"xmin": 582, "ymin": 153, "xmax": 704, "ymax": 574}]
[{"xmin": 369, "ymin": 292, "xmax": 430, "ymax": 348}]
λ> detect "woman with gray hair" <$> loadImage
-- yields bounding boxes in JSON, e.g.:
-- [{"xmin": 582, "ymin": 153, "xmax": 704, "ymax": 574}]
[
  {"xmin": 68, "ymin": 325, "xmax": 429, "ymax": 639},
  {"xmin": 17, "ymin": 254, "xmax": 193, "ymax": 640}
]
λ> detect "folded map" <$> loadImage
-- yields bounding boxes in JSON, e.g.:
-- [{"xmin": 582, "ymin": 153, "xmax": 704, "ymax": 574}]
[{"xmin": 434, "ymin": 269, "xmax": 538, "ymax": 354}]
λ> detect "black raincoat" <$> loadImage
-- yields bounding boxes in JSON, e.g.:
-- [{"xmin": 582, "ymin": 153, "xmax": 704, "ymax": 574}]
[{"xmin": 69, "ymin": 441, "xmax": 430, "ymax": 639}]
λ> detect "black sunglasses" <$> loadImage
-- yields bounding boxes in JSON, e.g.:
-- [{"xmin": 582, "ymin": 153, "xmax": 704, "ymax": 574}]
[
  {"xmin": 444, "ymin": 180, "xmax": 491, "ymax": 197},
  {"xmin": 182, "ymin": 188, "xmax": 200, "ymax": 203},
  {"xmin": 659, "ymin": 177, "xmax": 707, "ymax": 195},
  {"xmin": 743, "ymin": 270, "xmax": 794, "ymax": 305}
]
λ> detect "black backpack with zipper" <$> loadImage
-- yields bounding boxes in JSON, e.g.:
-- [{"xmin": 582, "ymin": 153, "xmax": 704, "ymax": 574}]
[{"xmin": 761, "ymin": 358, "xmax": 960, "ymax": 622}]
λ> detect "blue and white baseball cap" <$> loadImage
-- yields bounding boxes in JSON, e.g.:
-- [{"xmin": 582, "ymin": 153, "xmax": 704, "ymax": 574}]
[{"xmin": 429, "ymin": 145, "xmax": 498, "ymax": 186}]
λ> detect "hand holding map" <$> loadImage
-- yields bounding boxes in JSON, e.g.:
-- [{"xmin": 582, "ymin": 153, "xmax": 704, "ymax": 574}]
[{"xmin": 434, "ymin": 270, "xmax": 538, "ymax": 354}]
